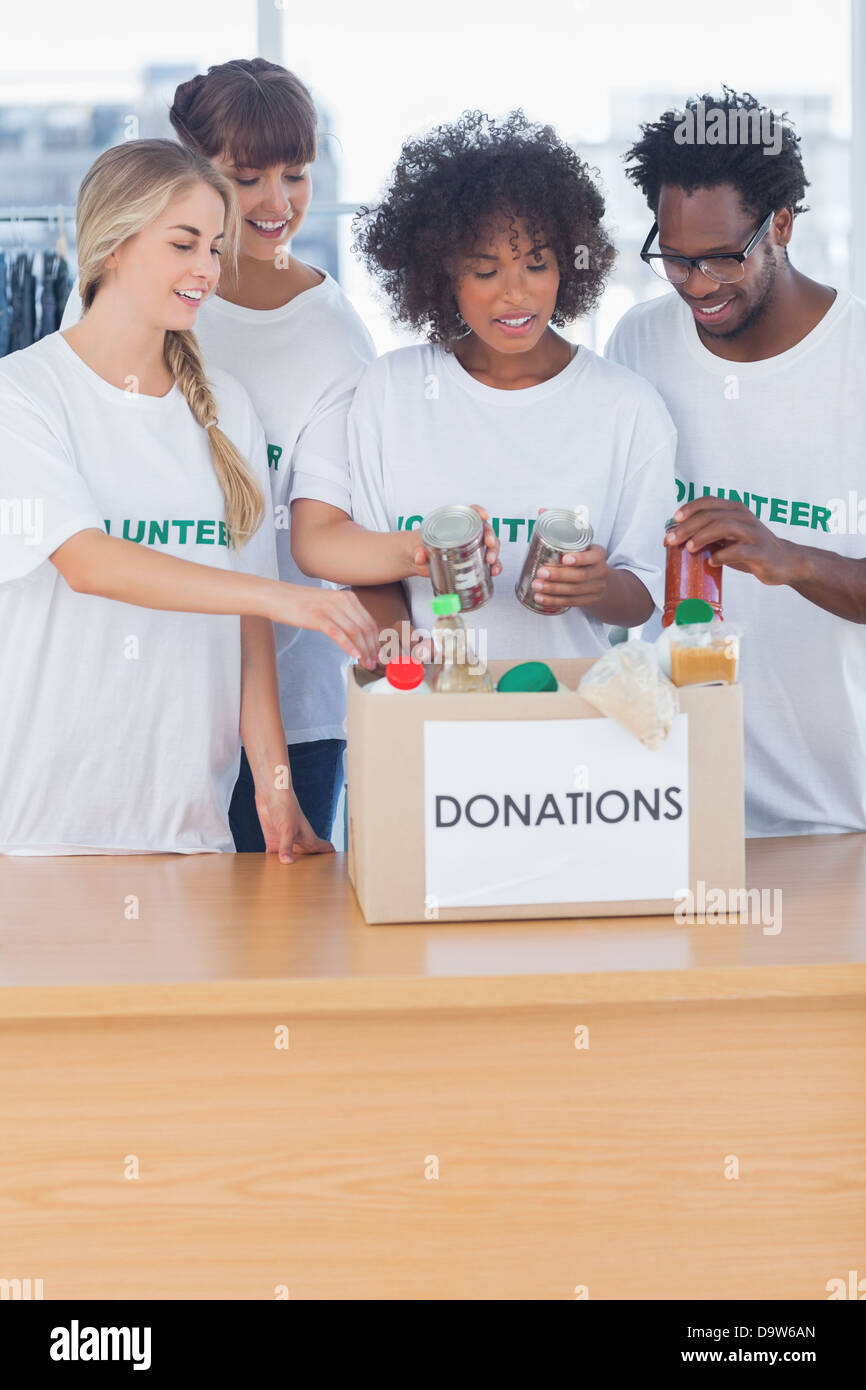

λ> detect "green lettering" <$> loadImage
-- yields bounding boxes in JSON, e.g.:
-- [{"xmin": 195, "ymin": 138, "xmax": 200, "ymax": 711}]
[
  {"xmin": 104, "ymin": 519, "xmax": 111, "ymax": 534},
  {"xmin": 148, "ymin": 519, "xmax": 169, "ymax": 545},
  {"xmin": 267, "ymin": 444, "xmax": 283, "ymax": 472},
  {"xmin": 769, "ymin": 497, "xmax": 788, "ymax": 524},
  {"xmin": 675, "ymin": 478, "xmax": 687, "ymax": 503},
  {"xmin": 405, "ymin": 515, "xmax": 423, "ymax": 531},
  {"xmin": 196, "ymin": 519, "xmax": 216, "ymax": 545},
  {"xmin": 122, "ymin": 519, "xmax": 145, "ymax": 543},
  {"xmin": 172, "ymin": 520, "xmax": 194, "ymax": 543},
  {"xmin": 751, "ymin": 494, "xmax": 768, "ymax": 519},
  {"xmin": 502, "ymin": 517, "xmax": 524, "ymax": 543},
  {"xmin": 811, "ymin": 505, "xmax": 831, "ymax": 532},
  {"xmin": 397, "ymin": 516, "xmax": 404, "ymax": 530},
  {"xmin": 218, "ymin": 521, "xmax": 229, "ymax": 547},
  {"xmin": 490, "ymin": 516, "xmax": 500, "ymax": 538},
  {"xmin": 527, "ymin": 517, "xmax": 536, "ymax": 540},
  {"xmin": 790, "ymin": 501, "xmax": 809, "ymax": 527},
  {"xmin": 727, "ymin": 489, "xmax": 750, "ymax": 507}
]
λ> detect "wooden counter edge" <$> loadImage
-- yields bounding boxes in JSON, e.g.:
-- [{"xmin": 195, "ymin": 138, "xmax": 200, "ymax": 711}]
[{"xmin": 1, "ymin": 962, "xmax": 865, "ymax": 1020}]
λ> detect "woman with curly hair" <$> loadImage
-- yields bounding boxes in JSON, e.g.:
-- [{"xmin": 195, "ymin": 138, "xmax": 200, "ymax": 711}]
[{"xmin": 321, "ymin": 109, "xmax": 678, "ymax": 660}]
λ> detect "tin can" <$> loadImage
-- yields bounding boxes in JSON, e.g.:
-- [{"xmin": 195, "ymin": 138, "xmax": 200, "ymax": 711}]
[
  {"xmin": 420, "ymin": 505, "xmax": 493, "ymax": 612},
  {"xmin": 515, "ymin": 509, "xmax": 594, "ymax": 615}
]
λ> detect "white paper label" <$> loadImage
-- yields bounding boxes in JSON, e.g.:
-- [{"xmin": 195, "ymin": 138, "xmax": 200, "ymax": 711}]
[{"xmin": 423, "ymin": 715, "xmax": 689, "ymax": 907}]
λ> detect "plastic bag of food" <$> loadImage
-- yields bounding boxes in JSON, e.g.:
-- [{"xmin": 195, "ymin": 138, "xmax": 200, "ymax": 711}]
[{"xmin": 578, "ymin": 640, "xmax": 679, "ymax": 750}]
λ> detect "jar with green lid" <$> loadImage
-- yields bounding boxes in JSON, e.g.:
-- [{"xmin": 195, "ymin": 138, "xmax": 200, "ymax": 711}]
[{"xmin": 669, "ymin": 598, "xmax": 739, "ymax": 685}]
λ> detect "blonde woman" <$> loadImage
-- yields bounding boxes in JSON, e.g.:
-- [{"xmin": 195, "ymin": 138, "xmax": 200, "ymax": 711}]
[
  {"xmin": 61, "ymin": 58, "xmax": 499, "ymax": 848},
  {"xmin": 0, "ymin": 139, "xmax": 379, "ymax": 858}
]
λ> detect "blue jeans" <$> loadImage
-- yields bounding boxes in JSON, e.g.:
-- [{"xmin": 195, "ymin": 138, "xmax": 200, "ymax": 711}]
[{"xmin": 229, "ymin": 738, "xmax": 346, "ymax": 850}]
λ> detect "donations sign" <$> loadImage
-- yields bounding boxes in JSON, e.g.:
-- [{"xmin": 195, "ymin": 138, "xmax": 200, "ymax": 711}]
[{"xmin": 423, "ymin": 716, "xmax": 690, "ymax": 907}]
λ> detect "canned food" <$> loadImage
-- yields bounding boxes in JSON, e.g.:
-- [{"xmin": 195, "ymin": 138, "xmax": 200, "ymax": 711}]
[
  {"xmin": 515, "ymin": 508, "xmax": 594, "ymax": 615},
  {"xmin": 420, "ymin": 504, "xmax": 493, "ymax": 612}
]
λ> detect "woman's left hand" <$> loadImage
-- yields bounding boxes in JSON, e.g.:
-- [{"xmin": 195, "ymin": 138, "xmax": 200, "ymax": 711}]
[
  {"xmin": 531, "ymin": 543, "xmax": 610, "ymax": 610},
  {"xmin": 255, "ymin": 786, "xmax": 334, "ymax": 864}
]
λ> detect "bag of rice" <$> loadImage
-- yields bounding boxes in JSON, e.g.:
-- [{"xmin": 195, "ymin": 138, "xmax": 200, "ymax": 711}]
[{"xmin": 578, "ymin": 640, "xmax": 679, "ymax": 750}]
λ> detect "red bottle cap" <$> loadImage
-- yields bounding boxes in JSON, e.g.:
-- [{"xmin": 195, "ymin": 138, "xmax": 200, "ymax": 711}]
[{"xmin": 385, "ymin": 658, "xmax": 426, "ymax": 691}]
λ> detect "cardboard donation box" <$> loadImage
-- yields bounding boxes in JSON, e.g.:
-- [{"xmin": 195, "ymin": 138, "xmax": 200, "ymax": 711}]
[{"xmin": 346, "ymin": 656, "xmax": 745, "ymax": 924}]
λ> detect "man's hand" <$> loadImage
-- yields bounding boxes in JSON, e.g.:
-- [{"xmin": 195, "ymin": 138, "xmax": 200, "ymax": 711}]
[{"xmin": 666, "ymin": 498, "xmax": 803, "ymax": 587}]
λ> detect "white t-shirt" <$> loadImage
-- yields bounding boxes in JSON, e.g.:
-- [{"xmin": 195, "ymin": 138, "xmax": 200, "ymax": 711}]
[
  {"xmin": 0, "ymin": 331, "xmax": 278, "ymax": 855},
  {"xmin": 347, "ymin": 342, "xmax": 677, "ymax": 659},
  {"xmin": 61, "ymin": 270, "xmax": 376, "ymax": 744},
  {"xmin": 606, "ymin": 288, "xmax": 866, "ymax": 838}
]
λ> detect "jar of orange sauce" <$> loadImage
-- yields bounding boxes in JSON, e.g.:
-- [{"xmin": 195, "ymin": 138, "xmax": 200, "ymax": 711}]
[{"xmin": 662, "ymin": 518, "xmax": 723, "ymax": 628}]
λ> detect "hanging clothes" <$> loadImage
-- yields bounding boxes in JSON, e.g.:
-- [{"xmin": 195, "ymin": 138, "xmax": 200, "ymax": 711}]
[
  {"xmin": 8, "ymin": 252, "xmax": 36, "ymax": 354},
  {"xmin": 0, "ymin": 243, "xmax": 71, "ymax": 355},
  {"xmin": 39, "ymin": 252, "xmax": 58, "ymax": 338},
  {"xmin": 40, "ymin": 251, "xmax": 72, "ymax": 336},
  {"xmin": 53, "ymin": 252, "xmax": 71, "ymax": 326},
  {"xmin": 0, "ymin": 252, "xmax": 9, "ymax": 358}
]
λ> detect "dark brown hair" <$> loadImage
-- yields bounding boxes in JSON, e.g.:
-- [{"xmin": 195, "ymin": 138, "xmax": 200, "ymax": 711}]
[{"xmin": 169, "ymin": 57, "xmax": 317, "ymax": 169}]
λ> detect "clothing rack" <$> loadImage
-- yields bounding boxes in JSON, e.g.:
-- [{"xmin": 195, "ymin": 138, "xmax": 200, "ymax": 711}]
[
  {"xmin": 0, "ymin": 206, "xmax": 75, "ymax": 220},
  {"xmin": 0, "ymin": 201, "xmax": 367, "ymax": 222},
  {"xmin": 0, "ymin": 211, "xmax": 74, "ymax": 353},
  {"xmin": 0, "ymin": 206, "xmax": 72, "ymax": 259}
]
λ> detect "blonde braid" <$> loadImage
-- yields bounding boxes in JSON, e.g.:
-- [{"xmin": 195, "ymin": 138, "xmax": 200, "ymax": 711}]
[{"xmin": 163, "ymin": 329, "xmax": 265, "ymax": 547}]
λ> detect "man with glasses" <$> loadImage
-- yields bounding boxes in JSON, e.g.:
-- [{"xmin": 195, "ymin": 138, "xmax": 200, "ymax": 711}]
[{"xmin": 606, "ymin": 88, "xmax": 866, "ymax": 837}]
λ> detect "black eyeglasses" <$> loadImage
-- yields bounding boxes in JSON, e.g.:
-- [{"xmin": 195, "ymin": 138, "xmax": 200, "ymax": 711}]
[{"xmin": 640, "ymin": 211, "xmax": 775, "ymax": 285}]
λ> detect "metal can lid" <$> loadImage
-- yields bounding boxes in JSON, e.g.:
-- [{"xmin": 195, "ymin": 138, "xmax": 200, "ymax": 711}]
[
  {"xmin": 535, "ymin": 508, "xmax": 593, "ymax": 551},
  {"xmin": 420, "ymin": 505, "xmax": 483, "ymax": 549}
]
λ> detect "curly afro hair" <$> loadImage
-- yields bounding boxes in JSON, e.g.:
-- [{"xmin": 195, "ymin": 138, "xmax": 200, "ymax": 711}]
[
  {"xmin": 623, "ymin": 87, "xmax": 810, "ymax": 223},
  {"xmin": 352, "ymin": 109, "xmax": 616, "ymax": 349}
]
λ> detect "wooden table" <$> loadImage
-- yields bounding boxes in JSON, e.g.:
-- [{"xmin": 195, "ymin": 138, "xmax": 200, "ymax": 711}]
[{"xmin": 1, "ymin": 835, "xmax": 864, "ymax": 1301}]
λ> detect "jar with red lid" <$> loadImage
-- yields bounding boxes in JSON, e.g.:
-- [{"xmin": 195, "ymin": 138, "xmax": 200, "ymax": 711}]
[{"xmin": 661, "ymin": 519, "xmax": 723, "ymax": 628}]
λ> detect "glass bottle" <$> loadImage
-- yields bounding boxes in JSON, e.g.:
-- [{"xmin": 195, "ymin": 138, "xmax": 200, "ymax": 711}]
[
  {"xmin": 662, "ymin": 518, "xmax": 723, "ymax": 628},
  {"xmin": 431, "ymin": 593, "xmax": 494, "ymax": 693}
]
